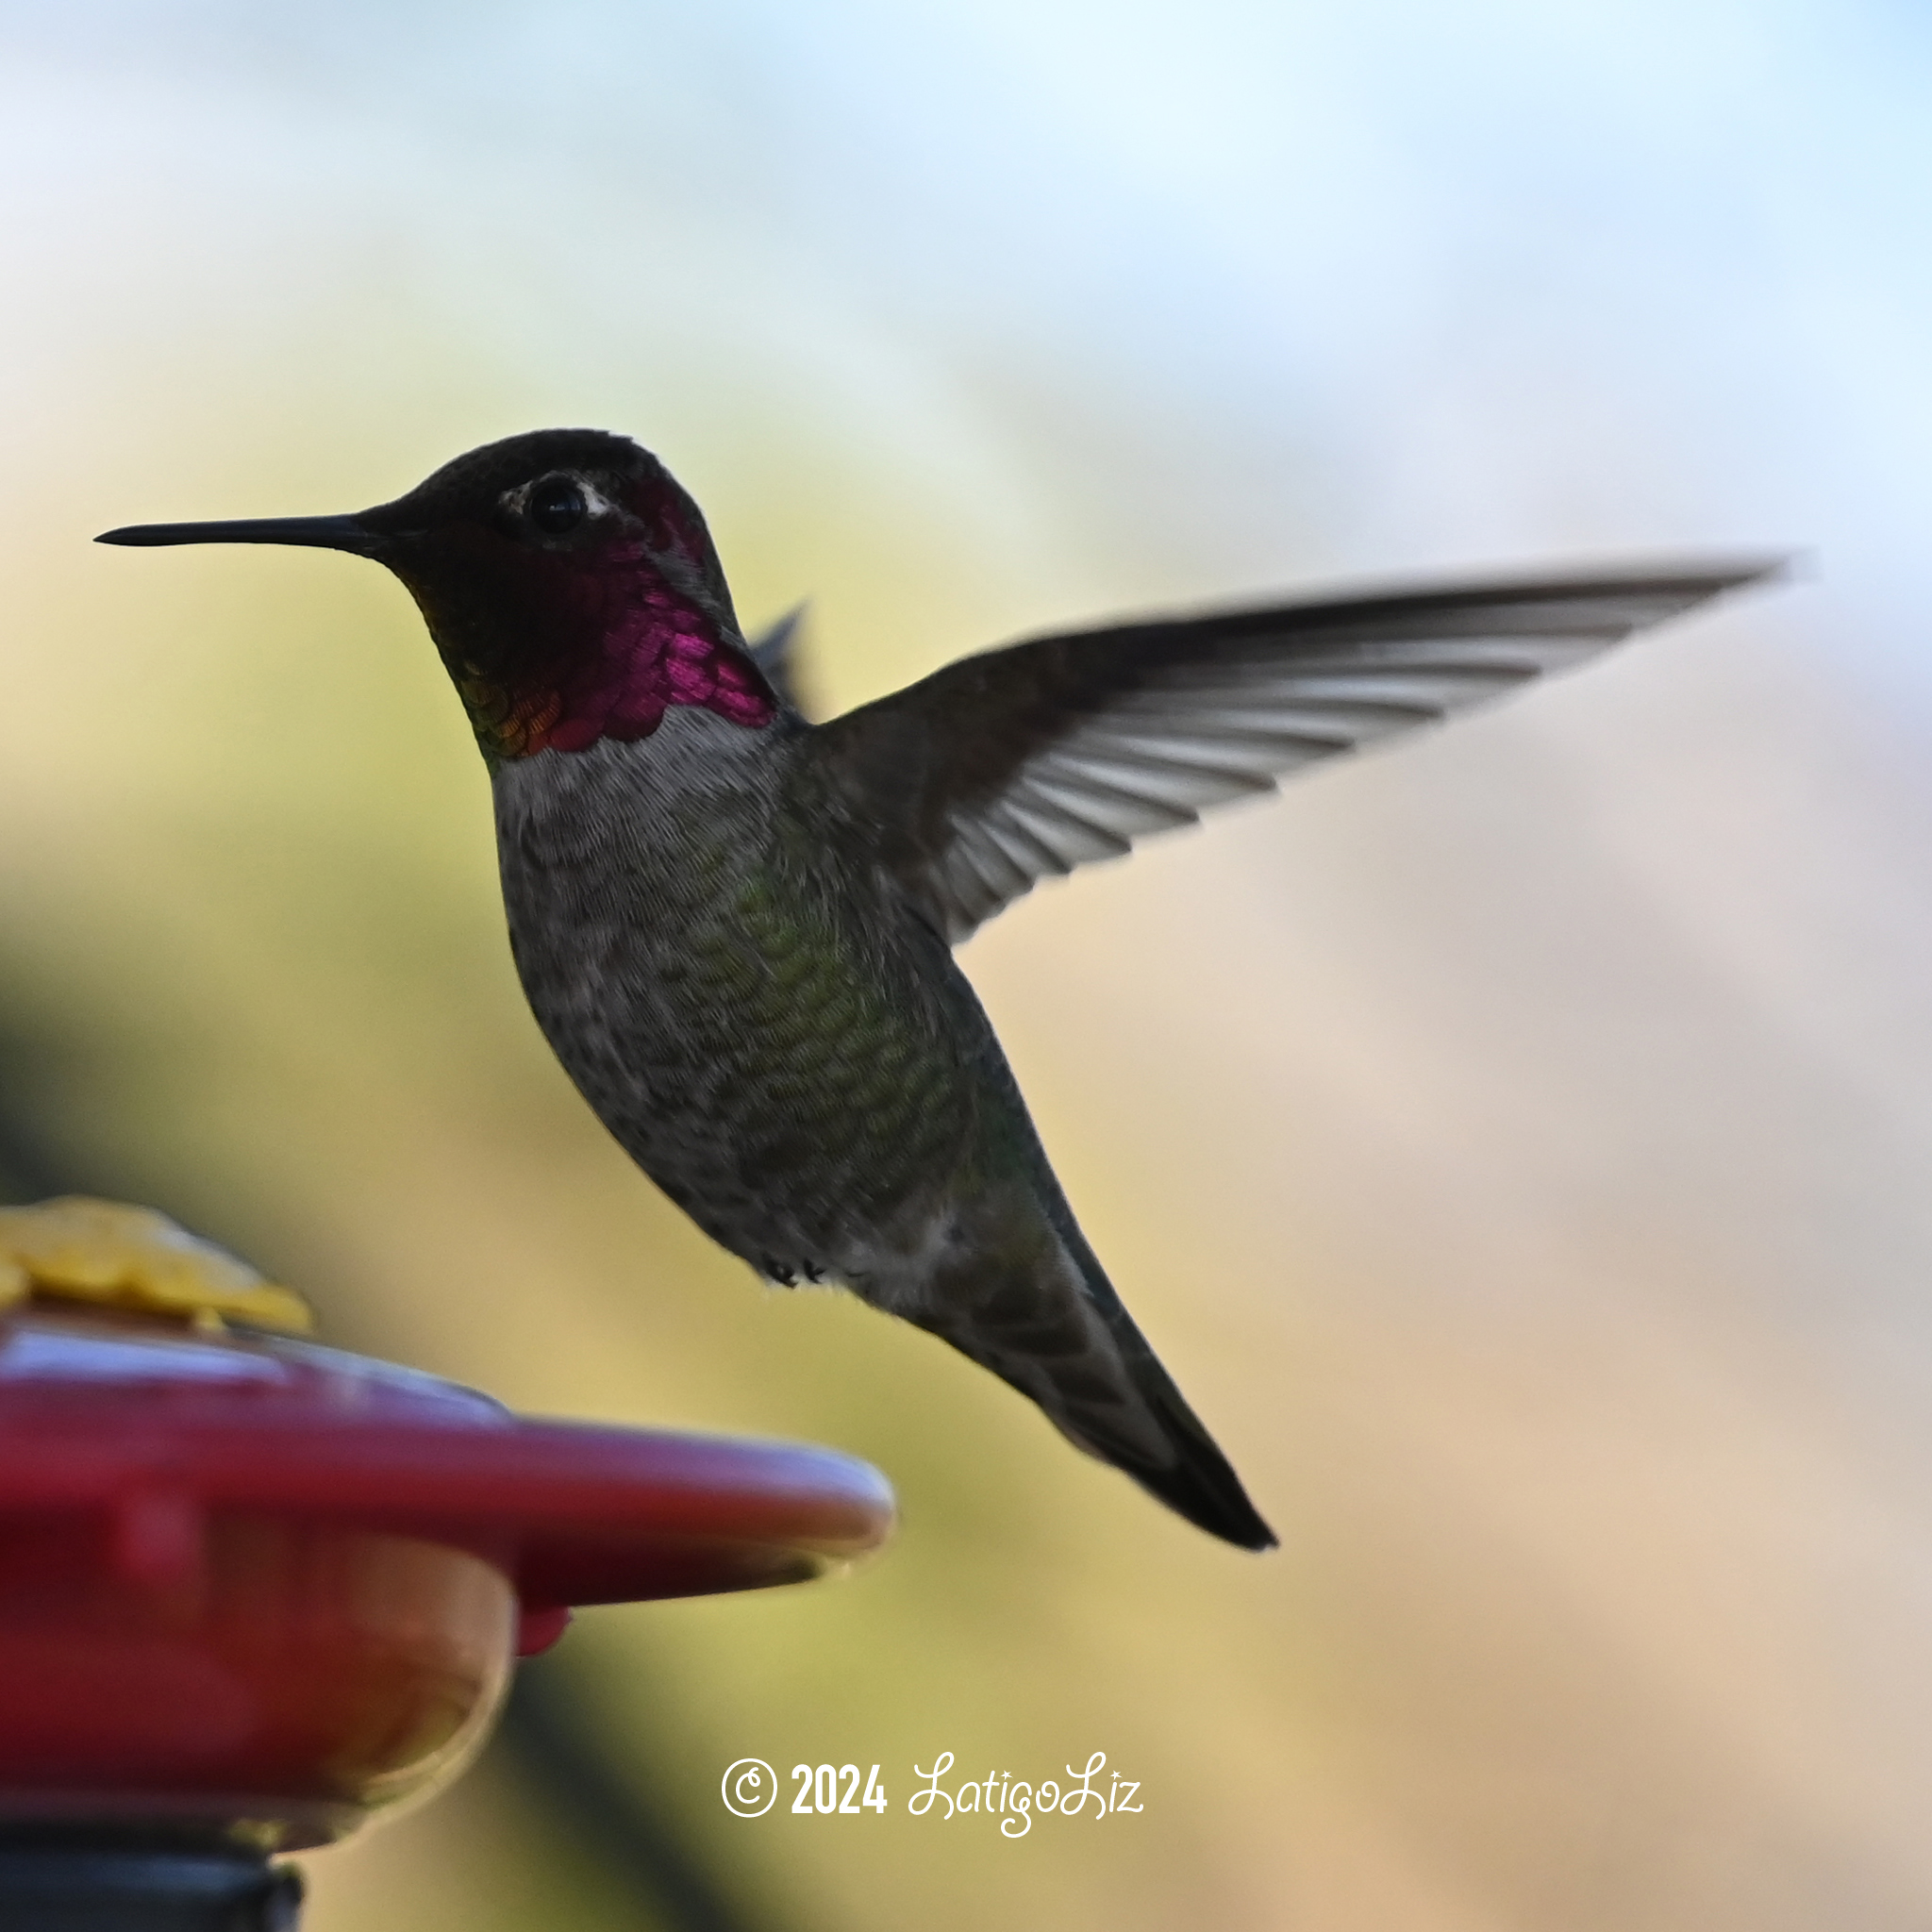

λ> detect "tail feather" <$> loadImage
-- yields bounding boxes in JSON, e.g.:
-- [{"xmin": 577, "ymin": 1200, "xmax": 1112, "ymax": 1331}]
[
  {"xmin": 1094, "ymin": 1325, "xmax": 1278, "ymax": 1552},
  {"xmin": 913, "ymin": 1227, "xmax": 1275, "ymax": 1552}
]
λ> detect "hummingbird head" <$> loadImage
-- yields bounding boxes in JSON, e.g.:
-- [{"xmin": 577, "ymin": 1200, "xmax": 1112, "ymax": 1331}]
[{"xmin": 97, "ymin": 428, "xmax": 779, "ymax": 762}]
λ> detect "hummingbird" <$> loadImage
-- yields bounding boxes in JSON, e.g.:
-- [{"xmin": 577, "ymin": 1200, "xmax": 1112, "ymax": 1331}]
[{"xmin": 99, "ymin": 430, "xmax": 1778, "ymax": 1549}]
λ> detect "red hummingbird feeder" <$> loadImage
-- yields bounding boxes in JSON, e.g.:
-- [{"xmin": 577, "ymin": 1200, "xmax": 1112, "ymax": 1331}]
[{"xmin": 0, "ymin": 1199, "xmax": 894, "ymax": 1928}]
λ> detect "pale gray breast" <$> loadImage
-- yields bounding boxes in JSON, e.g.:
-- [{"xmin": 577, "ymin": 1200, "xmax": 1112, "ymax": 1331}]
[
  {"xmin": 487, "ymin": 713, "xmax": 992, "ymax": 1267},
  {"xmin": 491, "ymin": 710, "xmax": 795, "ymax": 1051}
]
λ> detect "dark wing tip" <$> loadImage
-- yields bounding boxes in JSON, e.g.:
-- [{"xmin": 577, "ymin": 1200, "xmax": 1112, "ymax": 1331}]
[
  {"xmin": 1257, "ymin": 550, "xmax": 1795, "ymax": 629},
  {"xmin": 748, "ymin": 602, "xmax": 813, "ymax": 717},
  {"xmin": 1387, "ymin": 549, "xmax": 1794, "ymax": 597},
  {"xmin": 981, "ymin": 550, "xmax": 1795, "ymax": 663},
  {"xmin": 1546, "ymin": 550, "xmax": 1796, "ymax": 606},
  {"xmin": 1546, "ymin": 550, "xmax": 1792, "ymax": 590},
  {"xmin": 1713, "ymin": 550, "xmax": 1805, "ymax": 591}
]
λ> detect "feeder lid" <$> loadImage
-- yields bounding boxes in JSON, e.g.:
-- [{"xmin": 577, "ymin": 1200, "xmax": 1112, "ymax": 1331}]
[{"xmin": 0, "ymin": 1203, "xmax": 894, "ymax": 1607}]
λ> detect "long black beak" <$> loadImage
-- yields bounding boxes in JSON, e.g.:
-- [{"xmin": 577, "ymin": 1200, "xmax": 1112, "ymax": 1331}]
[{"xmin": 95, "ymin": 514, "xmax": 378, "ymax": 556}]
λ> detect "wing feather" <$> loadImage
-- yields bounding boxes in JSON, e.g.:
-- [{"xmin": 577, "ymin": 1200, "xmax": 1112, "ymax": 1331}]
[{"xmin": 811, "ymin": 561, "xmax": 1783, "ymax": 942}]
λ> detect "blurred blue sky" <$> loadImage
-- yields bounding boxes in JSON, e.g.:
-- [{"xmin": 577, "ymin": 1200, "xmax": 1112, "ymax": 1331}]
[{"xmin": 6, "ymin": 0, "xmax": 1931, "ymax": 631}]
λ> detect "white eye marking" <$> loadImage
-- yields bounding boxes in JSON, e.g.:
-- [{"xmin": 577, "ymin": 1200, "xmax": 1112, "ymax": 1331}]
[{"xmin": 501, "ymin": 473, "xmax": 616, "ymax": 526}]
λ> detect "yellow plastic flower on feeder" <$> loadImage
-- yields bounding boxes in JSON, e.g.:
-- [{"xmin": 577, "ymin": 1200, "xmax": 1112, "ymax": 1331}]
[{"xmin": 0, "ymin": 1197, "xmax": 314, "ymax": 1334}]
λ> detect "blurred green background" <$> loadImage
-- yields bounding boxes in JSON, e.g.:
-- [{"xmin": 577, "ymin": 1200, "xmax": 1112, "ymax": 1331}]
[{"xmin": 5, "ymin": 2, "xmax": 1932, "ymax": 1925}]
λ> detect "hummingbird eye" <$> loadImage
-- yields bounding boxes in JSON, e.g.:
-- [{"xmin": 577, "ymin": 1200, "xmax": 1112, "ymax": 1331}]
[{"xmin": 527, "ymin": 475, "xmax": 588, "ymax": 537}]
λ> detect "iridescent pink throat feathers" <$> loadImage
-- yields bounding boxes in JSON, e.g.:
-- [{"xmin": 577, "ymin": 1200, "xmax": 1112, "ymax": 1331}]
[{"xmin": 454, "ymin": 545, "xmax": 774, "ymax": 761}]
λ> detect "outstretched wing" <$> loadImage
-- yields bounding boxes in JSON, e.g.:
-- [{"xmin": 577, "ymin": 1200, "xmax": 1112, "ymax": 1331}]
[{"xmin": 812, "ymin": 561, "xmax": 1781, "ymax": 943}]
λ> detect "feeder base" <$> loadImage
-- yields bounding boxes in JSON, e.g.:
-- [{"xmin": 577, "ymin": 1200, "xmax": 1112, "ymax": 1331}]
[{"xmin": 0, "ymin": 1833, "xmax": 300, "ymax": 1930}]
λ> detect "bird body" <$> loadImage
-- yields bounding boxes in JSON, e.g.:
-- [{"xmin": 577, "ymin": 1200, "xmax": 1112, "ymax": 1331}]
[
  {"xmin": 495, "ymin": 708, "xmax": 977, "ymax": 1295},
  {"xmin": 493, "ymin": 708, "xmax": 1270, "ymax": 1540},
  {"xmin": 99, "ymin": 428, "xmax": 1781, "ymax": 1550}
]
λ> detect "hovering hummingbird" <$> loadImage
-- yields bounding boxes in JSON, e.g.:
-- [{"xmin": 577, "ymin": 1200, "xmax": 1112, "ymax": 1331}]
[{"xmin": 99, "ymin": 430, "xmax": 1778, "ymax": 1549}]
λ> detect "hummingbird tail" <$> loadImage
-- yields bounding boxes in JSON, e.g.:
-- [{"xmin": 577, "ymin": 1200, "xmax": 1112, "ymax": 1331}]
[
  {"xmin": 913, "ymin": 1223, "xmax": 1276, "ymax": 1552},
  {"xmin": 1106, "ymin": 1339, "xmax": 1278, "ymax": 1552}
]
